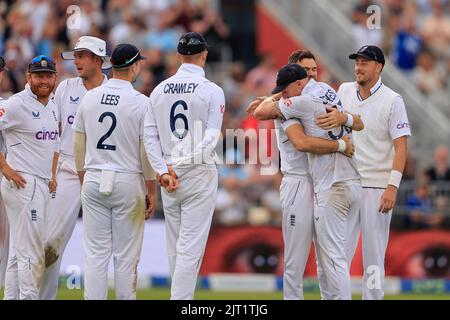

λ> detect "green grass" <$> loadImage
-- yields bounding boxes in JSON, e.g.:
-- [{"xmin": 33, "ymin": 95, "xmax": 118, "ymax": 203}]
[{"xmin": 2, "ymin": 288, "xmax": 448, "ymax": 300}]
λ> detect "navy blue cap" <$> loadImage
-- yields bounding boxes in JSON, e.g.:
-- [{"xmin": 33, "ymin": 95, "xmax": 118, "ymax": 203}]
[
  {"xmin": 177, "ymin": 32, "xmax": 208, "ymax": 55},
  {"xmin": 28, "ymin": 55, "xmax": 57, "ymax": 73},
  {"xmin": 111, "ymin": 44, "xmax": 146, "ymax": 68},
  {"xmin": 272, "ymin": 64, "xmax": 308, "ymax": 94},
  {"xmin": 349, "ymin": 45, "xmax": 385, "ymax": 65}
]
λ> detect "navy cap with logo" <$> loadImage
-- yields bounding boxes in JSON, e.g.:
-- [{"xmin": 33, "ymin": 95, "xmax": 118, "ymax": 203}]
[
  {"xmin": 110, "ymin": 44, "xmax": 146, "ymax": 69},
  {"xmin": 28, "ymin": 55, "xmax": 57, "ymax": 73},
  {"xmin": 349, "ymin": 45, "xmax": 385, "ymax": 65},
  {"xmin": 177, "ymin": 32, "xmax": 208, "ymax": 55},
  {"xmin": 272, "ymin": 63, "xmax": 308, "ymax": 94}
]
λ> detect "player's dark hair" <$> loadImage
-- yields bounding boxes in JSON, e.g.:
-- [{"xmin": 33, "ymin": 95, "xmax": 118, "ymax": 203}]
[{"xmin": 288, "ymin": 50, "xmax": 316, "ymax": 64}]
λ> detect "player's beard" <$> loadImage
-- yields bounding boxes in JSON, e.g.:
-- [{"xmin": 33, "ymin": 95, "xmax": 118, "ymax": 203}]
[
  {"xmin": 356, "ymin": 73, "xmax": 370, "ymax": 86},
  {"xmin": 29, "ymin": 81, "xmax": 55, "ymax": 99}
]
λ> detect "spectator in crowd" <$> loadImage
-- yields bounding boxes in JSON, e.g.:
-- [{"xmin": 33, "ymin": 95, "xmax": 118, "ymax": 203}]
[
  {"xmin": 414, "ymin": 49, "xmax": 445, "ymax": 95},
  {"xmin": 391, "ymin": 9, "xmax": 422, "ymax": 73},
  {"xmin": 425, "ymin": 145, "xmax": 450, "ymax": 181},
  {"xmin": 420, "ymin": 0, "xmax": 450, "ymax": 59}
]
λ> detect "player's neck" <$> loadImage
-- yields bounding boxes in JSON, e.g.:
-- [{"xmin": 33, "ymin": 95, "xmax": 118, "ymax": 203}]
[
  {"xmin": 37, "ymin": 96, "xmax": 50, "ymax": 105},
  {"xmin": 82, "ymin": 72, "xmax": 104, "ymax": 91}
]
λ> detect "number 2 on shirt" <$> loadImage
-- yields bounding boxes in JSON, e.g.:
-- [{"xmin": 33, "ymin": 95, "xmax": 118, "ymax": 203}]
[{"xmin": 97, "ymin": 112, "xmax": 116, "ymax": 150}]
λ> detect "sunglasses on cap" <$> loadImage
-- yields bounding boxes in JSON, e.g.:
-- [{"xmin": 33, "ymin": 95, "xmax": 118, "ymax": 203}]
[
  {"xmin": 31, "ymin": 55, "xmax": 55, "ymax": 64},
  {"xmin": 179, "ymin": 38, "xmax": 207, "ymax": 46}
]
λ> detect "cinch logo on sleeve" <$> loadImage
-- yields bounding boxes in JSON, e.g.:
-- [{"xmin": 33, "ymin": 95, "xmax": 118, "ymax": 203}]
[
  {"xmin": 396, "ymin": 122, "xmax": 409, "ymax": 129},
  {"xmin": 36, "ymin": 128, "xmax": 58, "ymax": 140}
]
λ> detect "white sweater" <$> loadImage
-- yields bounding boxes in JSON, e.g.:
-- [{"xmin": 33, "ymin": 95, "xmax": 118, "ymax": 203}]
[{"xmin": 338, "ymin": 81, "xmax": 411, "ymax": 188}]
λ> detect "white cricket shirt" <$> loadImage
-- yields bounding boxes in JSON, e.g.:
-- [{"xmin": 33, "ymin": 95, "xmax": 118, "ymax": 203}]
[
  {"xmin": 277, "ymin": 80, "xmax": 340, "ymax": 177},
  {"xmin": 279, "ymin": 80, "xmax": 360, "ymax": 192},
  {"xmin": 72, "ymin": 78, "xmax": 148, "ymax": 173},
  {"xmin": 54, "ymin": 75, "xmax": 108, "ymax": 157},
  {"xmin": 144, "ymin": 63, "xmax": 225, "ymax": 175},
  {"xmin": 0, "ymin": 84, "xmax": 59, "ymax": 179}
]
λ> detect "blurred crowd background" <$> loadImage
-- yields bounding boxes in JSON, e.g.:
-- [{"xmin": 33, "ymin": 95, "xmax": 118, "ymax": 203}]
[{"xmin": 0, "ymin": 0, "xmax": 449, "ymax": 230}]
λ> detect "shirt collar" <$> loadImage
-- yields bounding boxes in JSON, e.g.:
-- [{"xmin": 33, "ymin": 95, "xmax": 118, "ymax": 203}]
[
  {"xmin": 107, "ymin": 78, "xmax": 134, "ymax": 89},
  {"xmin": 24, "ymin": 83, "xmax": 54, "ymax": 102},
  {"xmin": 354, "ymin": 77, "xmax": 383, "ymax": 99},
  {"xmin": 178, "ymin": 63, "xmax": 205, "ymax": 77},
  {"xmin": 302, "ymin": 78, "xmax": 317, "ymax": 93}
]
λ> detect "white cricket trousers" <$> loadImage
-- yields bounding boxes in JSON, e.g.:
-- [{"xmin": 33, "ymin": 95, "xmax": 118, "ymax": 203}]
[
  {"xmin": 0, "ymin": 172, "xmax": 9, "ymax": 288},
  {"xmin": 81, "ymin": 170, "xmax": 145, "ymax": 300},
  {"xmin": 1, "ymin": 173, "xmax": 50, "ymax": 300},
  {"xmin": 346, "ymin": 187, "xmax": 392, "ymax": 300},
  {"xmin": 280, "ymin": 174, "xmax": 330, "ymax": 300},
  {"xmin": 313, "ymin": 180, "xmax": 362, "ymax": 300},
  {"xmin": 161, "ymin": 165, "xmax": 217, "ymax": 300},
  {"xmin": 40, "ymin": 154, "xmax": 81, "ymax": 299}
]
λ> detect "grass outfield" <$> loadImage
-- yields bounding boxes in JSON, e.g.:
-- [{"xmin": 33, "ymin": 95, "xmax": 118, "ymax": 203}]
[{"xmin": 2, "ymin": 288, "xmax": 448, "ymax": 300}]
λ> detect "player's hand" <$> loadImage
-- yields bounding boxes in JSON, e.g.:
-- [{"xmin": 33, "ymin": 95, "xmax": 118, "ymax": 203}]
[
  {"xmin": 157, "ymin": 166, "xmax": 178, "ymax": 187},
  {"xmin": 160, "ymin": 173, "xmax": 179, "ymax": 193},
  {"xmin": 316, "ymin": 106, "xmax": 346, "ymax": 130},
  {"xmin": 342, "ymin": 135, "xmax": 355, "ymax": 157},
  {"xmin": 145, "ymin": 193, "xmax": 156, "ymax": 219},
  {"xmin": 379, "ymin": 185, "xmax": 397, "ymax": 214},
  {"xmin": 246, "ymin": 96, "xmax": 266, "ymax": 115},
  {"xmin": 48, "ymin": 177, "xmax": 57, "ymax": 193},
  {"xmin": 1, "ymin": 164, "xmax": 26, "ymax": 188}
]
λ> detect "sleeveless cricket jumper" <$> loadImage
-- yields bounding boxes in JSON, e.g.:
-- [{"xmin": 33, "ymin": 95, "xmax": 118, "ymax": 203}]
[{"xmin": 338, "ymin": 79, "xmax": 411, "ymax": 300}]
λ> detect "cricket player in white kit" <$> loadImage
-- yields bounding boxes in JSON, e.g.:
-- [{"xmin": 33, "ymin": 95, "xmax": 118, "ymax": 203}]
[
  {"xmin": 37, "ymin": 36, "xmax": 111, "ymax": 300},
  {"xmin": 317, "ymin": 45, "xmax": 410, "ymax": 300},
  {"xmin": 249, "ymin": 50, "xmax": 362, "ymax": 300},
  {"xmin": 0, "ymin": 56, "xmax": 9, "ymax": 288},
  {"xmin": 73, "ymin": 44, "xmax": 156, "ymax": 300},
  {"xmin": 272, "ymin": 64, "xmax": 363, "ymax": 299},
  {"xmin": 144, "ymin": 32, "xmax": 224, "ymax": 300},
  {"xmin": 0, "ymin": 55, "xmax": 59, "ymax": 299}
]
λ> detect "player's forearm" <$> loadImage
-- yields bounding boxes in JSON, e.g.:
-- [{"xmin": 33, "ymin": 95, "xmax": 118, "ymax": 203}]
[
  {"xmin": 254, "ymin": 98, "xmax": 280, "ymax": 120},
  {"xmin": 145, "ymin": 178, "xmax": 156, "ymax": 196},
  {"xmin": 285, "ymin": 123, "xmax": 339, "ymax": 154},
  {"xmin": 392, "ymin": 136, "xmax": 408, "ymax": 173},
  {"xmin": 140, "ymin": 140, "xmax": 156, "ymax": 180},
  {"xmin": 387, "ymin": 136, "xmax": 408, "ymax": 189},
  {"xmin": 293, "ymin": 136, "xmax": 339, "ymax": 154},
  {"xmin": 73, "ymin": 131, "xmax": 86, "ymax": 173},
  {"xmin": 51, "ymin": 152, "xmax": 59, "ymax": 179},
  {"xmin": 0, "ymin": 152, "xmax": 7, "ymax": 171}
]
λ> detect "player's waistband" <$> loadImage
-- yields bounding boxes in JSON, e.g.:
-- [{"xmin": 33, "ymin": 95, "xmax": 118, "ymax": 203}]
[
  {"xmin": 16, "ymin": 171, "xmax": 50, "ymax": 184},
  {"xmin": 282, "ymin": 173, "xmax": 311, "ymax": 180}
]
